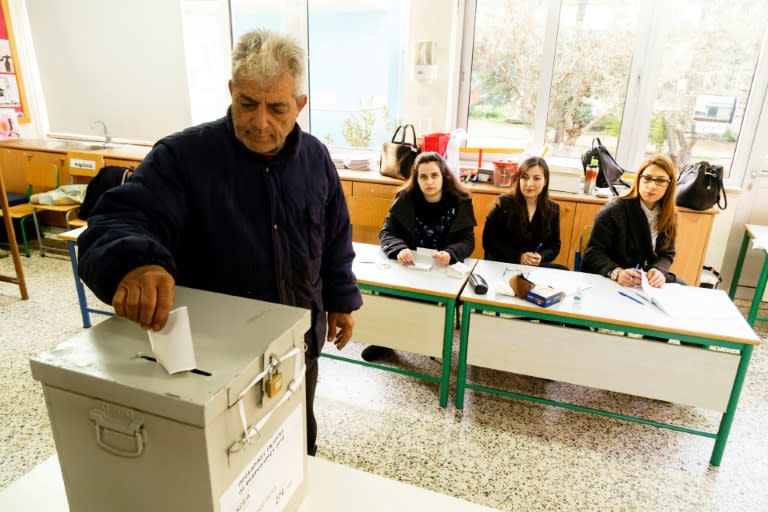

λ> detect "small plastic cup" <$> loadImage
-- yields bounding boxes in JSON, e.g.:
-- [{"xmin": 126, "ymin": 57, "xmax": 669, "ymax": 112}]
[{"xmin": 584, "ymin": 167, "xmax": 598, "ymax": 195}]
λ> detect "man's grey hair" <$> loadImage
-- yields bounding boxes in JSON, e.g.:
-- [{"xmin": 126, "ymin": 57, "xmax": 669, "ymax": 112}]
[{"xmin": 232, "ymin": 29, "xmax": 306, "ymax": 98}]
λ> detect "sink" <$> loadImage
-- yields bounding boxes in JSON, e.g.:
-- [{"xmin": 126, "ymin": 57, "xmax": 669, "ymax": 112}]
[{"xmin": 47, "ymin": 140, "xmax": 120, "ymax": 151}]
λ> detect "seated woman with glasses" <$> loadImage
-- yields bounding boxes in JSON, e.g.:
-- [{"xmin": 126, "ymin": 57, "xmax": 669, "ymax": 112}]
[
  {"xmin": 582, "ymin": 153, "xmax": 684, "ymax": 286},
  {"xmin": 482, "ymin": 156, "xmax": 565, "ymax": 269},
  {"xmin": 361, "ymin": 151, "xmax": 476, "ymax": 362}
]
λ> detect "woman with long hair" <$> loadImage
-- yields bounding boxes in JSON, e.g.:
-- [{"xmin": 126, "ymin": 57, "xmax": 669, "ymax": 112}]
[
  {"xmin": 361, "ymin": 151, "xmax": 476, "ymax": 362},
  {"xmin": 582, "ymin": 153, "xmax": 681, "ymax": 287},
  {"xmin": 482, "ymin": 156, "xmax": 563, "ymax": 267},
  {"xmin": 378, "ymin": 151, "xmax": 476, "ymax": 267}
]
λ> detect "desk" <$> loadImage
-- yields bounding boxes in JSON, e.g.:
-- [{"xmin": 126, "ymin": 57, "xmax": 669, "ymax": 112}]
[
  {"xmin": 0, "ymin": 455, "xmax": 499, "ymax": 512},
  {"xmin": 728, "ymin": 223, "xmax": 768, "ymax": 326},
  {"xmin": 59, "ymin": 226, "xmax": 113, "ymax": 327},
  {"xmin": 322, "ymin": 242, "xmax": 474, "ymax": 407},
  {"xmin": 456, "ymin": 260, "xmax": 760, "ymax": 466}
]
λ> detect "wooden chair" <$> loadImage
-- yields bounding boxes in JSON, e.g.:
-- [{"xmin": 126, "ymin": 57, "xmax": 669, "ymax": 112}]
[
  {"xmin": 0, "ymin": 165, "xmax": 28, "ymax": 299},
  {"xmin": 66, "ymin": 151, "xmax": 105, "ymax": 183},
  {"xmin": 0, "ymin": 202, "xmax": 34, "ymax": 257},
  {"xmin": 27, "ymin": 161, "xmax": 82, "ymax": 257},
  {"xmin": 573, "ymin": 224, "xmax": 593, "ymax": 272}
]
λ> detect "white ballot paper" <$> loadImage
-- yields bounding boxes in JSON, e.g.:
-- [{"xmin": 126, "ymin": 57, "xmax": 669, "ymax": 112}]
[{"xmin": 147, "ymin": 306, "xmax": 197, "ymax": 374}]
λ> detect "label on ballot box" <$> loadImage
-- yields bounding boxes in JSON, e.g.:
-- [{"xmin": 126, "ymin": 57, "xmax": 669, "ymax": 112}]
[{"xmin": 526, "ymin": 285, "xmax": 565, "ymax": 308}]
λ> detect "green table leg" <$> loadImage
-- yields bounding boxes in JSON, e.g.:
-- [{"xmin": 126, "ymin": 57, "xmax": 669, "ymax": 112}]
[
  {"xmin": 710, "ymin": 344, "xmax": 754, "ymax": 466},
  {"xmin": 747, "ymin": 255, "xmax": 768, "ymax": 326},
  {"xmin": 455, "ymin": 304, "xmax": 472, "ymax": 409},
  {"xmin": 439, "ymin": 301, "xmax": 455, "ymax": 408},
  {"xmin": 729, "ymin": 231, "xmax": 750, "ymax": 299}
]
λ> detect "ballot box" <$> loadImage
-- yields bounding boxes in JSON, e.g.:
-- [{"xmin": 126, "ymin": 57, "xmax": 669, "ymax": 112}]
[{"xmin": 30, "ymin": 287, "xmax": 311, "ymax": 512}]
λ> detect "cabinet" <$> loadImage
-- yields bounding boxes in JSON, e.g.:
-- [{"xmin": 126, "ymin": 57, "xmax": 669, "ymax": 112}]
[{"xmin": 0, "ymin": 148, "xmax": 66, "ymax": 192}]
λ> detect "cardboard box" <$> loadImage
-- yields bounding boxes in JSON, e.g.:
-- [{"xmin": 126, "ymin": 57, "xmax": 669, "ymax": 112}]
[
  {"xmin": 526, "ymin": 285, "xmax": 565, "ymax": 308},
  {"xmin": 30, "ymin": 287, "xmax": 311, "ymax": 512}
]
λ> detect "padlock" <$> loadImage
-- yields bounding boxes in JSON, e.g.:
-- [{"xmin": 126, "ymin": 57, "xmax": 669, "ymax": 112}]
[{"xmin": 265, "ymin": 363, "xmax": 282, "ymax": 398}]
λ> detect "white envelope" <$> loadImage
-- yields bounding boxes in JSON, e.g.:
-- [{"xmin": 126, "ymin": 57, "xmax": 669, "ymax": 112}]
[{"xmin": 147, "ymin": 306, "xmax": 197, "ymax": 374}]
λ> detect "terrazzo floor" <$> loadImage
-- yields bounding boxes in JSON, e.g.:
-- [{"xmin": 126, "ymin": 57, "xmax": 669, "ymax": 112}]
[{"xmin": 2, "ymin": 250, "xmax": 768, "ymax": 511}]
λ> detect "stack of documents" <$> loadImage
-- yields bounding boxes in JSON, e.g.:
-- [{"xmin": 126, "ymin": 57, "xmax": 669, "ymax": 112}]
[{"xmin": 344, "ymin": 155, "xmax": 374, "ymax": 171}]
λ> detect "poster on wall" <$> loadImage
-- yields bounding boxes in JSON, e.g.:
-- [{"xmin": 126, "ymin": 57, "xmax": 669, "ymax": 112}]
[{"xmin": 0, "ymin": 0, "xmax": 29, "ymax": 133}]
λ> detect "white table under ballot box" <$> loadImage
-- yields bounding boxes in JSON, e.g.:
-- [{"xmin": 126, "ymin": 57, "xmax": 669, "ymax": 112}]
[{"xmin": 29, "ymin": 287, "xmax": 311, "ymax": 512}]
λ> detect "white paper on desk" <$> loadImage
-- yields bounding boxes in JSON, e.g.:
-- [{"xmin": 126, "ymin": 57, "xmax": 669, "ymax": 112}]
[
  {"xmin": 406, "ymin": 261, "xmax": 433, "ymax": 271},
  {"xmin": 416, "ymin": 247, "xmax": 437, "ymax": 257},
  {"xmin": 446, "ymin": 261, "xmax": 470, "ymax": 278},
  {"xmin": 525, "ymin": 269, "xmax": 591, "ymax": 295},
  {"xmin": 496, "ymin": 281, "xmax": 517, "ymax": 297},
  {"xmin": 634, "ymin": 272, "xmax": 671, "ymax": 315},
  {"xmin": 147, "ymin": 306, "xmax": 197, "ymax": 374}
]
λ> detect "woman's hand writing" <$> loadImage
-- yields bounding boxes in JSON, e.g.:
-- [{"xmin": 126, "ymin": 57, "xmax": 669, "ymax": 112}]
[{"xmin": 520, "ymin": 252, "xmax": 542, "ymax": 266}]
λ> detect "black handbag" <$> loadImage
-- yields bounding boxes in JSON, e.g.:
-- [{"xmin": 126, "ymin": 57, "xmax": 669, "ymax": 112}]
[
  {"xmin": 676, "ymin": 161, "xmax": 727, "ymax": 211},
  {"xmin": 380, "ymin": 124, "xmax": 421, "ymax": 180},
  {"xmin": 581, "ymin": 137, "xmax": 629, "ymax": 194}
]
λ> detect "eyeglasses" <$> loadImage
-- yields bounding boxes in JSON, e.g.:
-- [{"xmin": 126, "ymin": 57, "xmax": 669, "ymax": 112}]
[{"xmin": 639, "ymin": 175, "xmax": 671, "ymax": 187}]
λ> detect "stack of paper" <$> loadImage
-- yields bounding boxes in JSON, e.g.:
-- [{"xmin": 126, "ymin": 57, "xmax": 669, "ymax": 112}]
[
  {"xmin": 331, "ymin": 153, "xmax": 348, "ymax": 166},
  {"xmin": 344, "ymin": 156, "xmax": 374, "ymax": 170},
  {"xmin": 446, "ymin": 261, "xmax": 470, "ymax": 278}
]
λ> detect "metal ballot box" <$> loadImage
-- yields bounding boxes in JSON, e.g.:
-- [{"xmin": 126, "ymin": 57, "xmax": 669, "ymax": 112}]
[{"xmin": 30, "ymin": 287, "xmax": 310, "ymax": 512}]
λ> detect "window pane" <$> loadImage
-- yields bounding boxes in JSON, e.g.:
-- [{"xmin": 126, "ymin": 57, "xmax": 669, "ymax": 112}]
[
  {"xmin": 468, "ymin": 0, "xmax": 548, "ymax": 148},
  {"xmin": 645, "ymin": 0, "xmax": 768, "ymax": 174},
  {"xmin": 546, "ymin": 0, "xmax": 639, "ymax": 159},
  {"xmin": 308, "ymin": 0, "xmax": 407, "ymax": 150}
]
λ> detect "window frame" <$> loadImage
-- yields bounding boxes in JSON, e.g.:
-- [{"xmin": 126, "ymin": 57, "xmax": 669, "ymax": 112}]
[{"xmin": 456, "ymin": 0, "xmax": 768, "ymax": 187}]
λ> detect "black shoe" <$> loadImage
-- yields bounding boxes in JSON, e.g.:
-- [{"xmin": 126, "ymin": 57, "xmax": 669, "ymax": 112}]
[{"xmin": 361, "ymin": 345, "xmax": 394, "ymax": 362}]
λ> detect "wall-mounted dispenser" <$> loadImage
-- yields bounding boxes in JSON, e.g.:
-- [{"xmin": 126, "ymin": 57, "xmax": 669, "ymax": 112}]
[{"xmin": 414, "ymin": 40, "xmax": 437, "ymax": 83}]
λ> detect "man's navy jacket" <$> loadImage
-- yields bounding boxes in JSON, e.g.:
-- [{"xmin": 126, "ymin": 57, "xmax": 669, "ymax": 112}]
[{"xmin": 78, "ymin": 109, "xmax": 362, "ymax": 357}]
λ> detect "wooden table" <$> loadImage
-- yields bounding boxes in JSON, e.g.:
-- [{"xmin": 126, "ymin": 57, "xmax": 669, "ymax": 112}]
[
  {"xmin": 728, "ymin": 223, "xmax": 768, "ymax": 326},
  {"xmin": 321, "ymin": 242, "xmax": 475, "ymax": 407},
  {"xmin": 456, "ymin": 260, "xmax": 760, "ymax": 466}
]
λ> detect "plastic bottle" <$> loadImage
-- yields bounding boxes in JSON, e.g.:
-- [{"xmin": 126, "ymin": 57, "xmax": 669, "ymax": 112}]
[{"xmin": 445, "ymin": 128, "xmax": 467, "ymax": 178}]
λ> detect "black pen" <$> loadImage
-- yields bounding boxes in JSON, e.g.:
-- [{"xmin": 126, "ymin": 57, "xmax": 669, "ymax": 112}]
[{"xmin": 534, "ymin": 243, "xmax": 543, "ymax": 253}]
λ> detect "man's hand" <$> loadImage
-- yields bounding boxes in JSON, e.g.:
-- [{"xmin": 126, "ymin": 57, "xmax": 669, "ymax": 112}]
[
  {"xmin": 327, "ymin": 312, "xmax": 355, "ymax": 350},
  {"xmin": 112, "ymin": 265, "xmax": 175, "ymax": 331}
]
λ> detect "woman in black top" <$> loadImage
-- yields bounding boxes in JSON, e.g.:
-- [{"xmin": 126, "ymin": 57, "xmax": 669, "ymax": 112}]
[
  {"xmin": 379, "ymin": 152, "xmax": 476, "ymax": 266},
  {"xmin": 362, "ymin": 151, "xmax": 476, "ymax": 361},
  {"xmin": 582, "ymin": 153, "xmax": 681, "ymax": 286},
  {"xmin": 482, "ymin": 156, "xmax": 563, "ymax": 268}
]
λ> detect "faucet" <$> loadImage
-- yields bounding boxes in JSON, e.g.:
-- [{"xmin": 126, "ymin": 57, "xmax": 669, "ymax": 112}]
[{"xmin": 92, "ymin": 120, "xmax": 111, "ymax": 146}]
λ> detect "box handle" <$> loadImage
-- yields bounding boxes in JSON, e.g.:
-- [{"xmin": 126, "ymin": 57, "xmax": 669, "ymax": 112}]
[{"xmin": 89, "ymin": 408, "xmax": 145, "ymax": 457}]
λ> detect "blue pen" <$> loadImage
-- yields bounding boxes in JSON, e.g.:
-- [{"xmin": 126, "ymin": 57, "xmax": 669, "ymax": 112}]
[
  {"xmin": 534, "ymin": 243, "xmax": 543, "ymax": 253},
  {"xmin": 618, "ymin": 290, "xmax": 644, "ymax": 305}
]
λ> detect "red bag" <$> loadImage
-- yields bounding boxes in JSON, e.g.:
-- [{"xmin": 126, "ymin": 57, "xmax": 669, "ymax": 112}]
[{"xmin": 422, "ymin": 132, "xmax": 450, "ymax": 156}]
